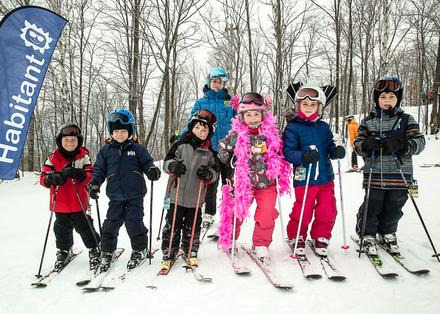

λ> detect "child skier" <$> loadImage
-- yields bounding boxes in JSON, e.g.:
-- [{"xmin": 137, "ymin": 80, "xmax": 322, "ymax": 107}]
[
  {"xmin": 354, "ymin": 77, "xmax": 425, "ymax": 255},
  {"xmin": 41, "ymin": 123, "xmax": 101, "ymax": 271},
  {"xmin": 217, "ymin": 92, "xmax": 292, "ymax": 264},
  {"xmin": 88, "ymin": 109, "xmax": 161, "ymax": 272},
  {"xmin": 161, "ymin": 109, "xmax": 219, "ymax": 269},
  {"xmin": 283, "ymin": 84, "xmax": 345, "ymax": 256}
]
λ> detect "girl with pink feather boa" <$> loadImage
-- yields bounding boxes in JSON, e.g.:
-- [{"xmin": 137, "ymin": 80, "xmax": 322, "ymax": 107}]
[{"xmin": 217, "ymin": 92, "xmax": 292, "ymax": 263}]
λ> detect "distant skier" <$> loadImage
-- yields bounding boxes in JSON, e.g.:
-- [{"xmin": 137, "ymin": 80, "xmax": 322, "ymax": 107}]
[{"xmin": 344, "ymin": 115, "xmax": 360, "ymax": 171}]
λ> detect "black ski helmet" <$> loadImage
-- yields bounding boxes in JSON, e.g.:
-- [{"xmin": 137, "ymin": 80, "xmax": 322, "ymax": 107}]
[
  {"xmin": 56, "ymin": 123, "xmax": 83, "ymax": 153},
  {"xmin": 373, "ymin": 77, "xmax": 404, "ymax": 110},
  {"xmin": 188, "ymin": 109, "xmax": 217, "ymax": 141}
]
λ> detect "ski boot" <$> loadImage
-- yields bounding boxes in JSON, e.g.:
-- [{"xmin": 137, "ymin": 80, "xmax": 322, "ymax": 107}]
[
  {"xmin": 254, "ymin": 246, "xmax": 271, "ymax": 266},
  {"xmin": 201, "ymin": 213, "xmax": 214, "ymax": 229},
  {"xmin": 379, "ymin": 233, "xmax": 400, "ymax": 254},
  {"xmin": 99, "ymin": 251, "xmax": 115, "ymax": 272},
  {"xmin": 127, "ymin": 249, "xmax": 147, "ymax": 270},
  {"xmin": 314, "ymin": 237, "xmax": 329, "ymax": 256},
  {"xmin": 54, "ymin": 248, "xmax": 73, "ymax": 271},
  {"xmin": 362, "ymin": 235, "xmax": 377, "ymax": 256},
  {"xmin": 161, "ymin": 260, "xmax": 171, "ymax": 271},
  {"xmin": 88, "ymin": 247, "xmax": 101, "ymax": 271},
  {"xmin": 286, "ymin": 236, "xmax": 306, "ymax": 256}
]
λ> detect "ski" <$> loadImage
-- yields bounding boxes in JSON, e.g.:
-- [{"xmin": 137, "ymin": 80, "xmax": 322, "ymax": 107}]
[
  {"xmin": 420, "ymin": 163, "xmax": 440, "ymax": 167},
  {"xmin": 287, "ymin": 242, "xmax": 322, "ymax": 278},
  {"xmin": 230, "ymin": 251, "xmax": 252, "ymax": 274},
  {"xmin": 200, "ymin": 220, "xmax": 214, "ymax": 243},
  {"xmin": 82, "ymin": 248, "xmax": 125, "ymax": 292},
  {"xmin": 146, "ymin": 252, "xmax": 182, "ymax": 289},
  {"xmin": 180, "ymin": 249, "xmax": 212, "ymax": 282},
  {"xmin": 350, "ymin": 235, "xmax": 398, "ymax": 278},
  {"xmin": 241, "ymin": 244, "xmax": 294, "ymax": 289},
  {"xmin": 32, "ymin": 250, "xmax": 82, "ymax": 287},
  {"xmin": 206, "ymin": 230, "xmax": 219, "ymax": 241},
  {"xmin": 119, "ymin": 249, "xmax": 159, "ymax": 281},
  {"xmin": 306, "ymin": 240, "xmax": 346, "ymax": 280},
  {"xmin": 375, "ymin": 241, "xmax": 430, "ymax": 275}
]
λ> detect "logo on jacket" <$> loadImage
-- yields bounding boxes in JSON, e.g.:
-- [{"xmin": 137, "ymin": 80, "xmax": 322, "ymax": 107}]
[
  {"xmin": 224, "ymin": 101, "xmax": 231, "ymax": 107},
  {"xmin": 127, "ymin": 151, "xmax": 136, "ymax": 156}
]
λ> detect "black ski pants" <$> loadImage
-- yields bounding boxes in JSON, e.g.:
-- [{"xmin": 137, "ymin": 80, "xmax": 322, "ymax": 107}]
[
  {"xmin": 161, "ymin": 203, "xmax": 202, "ymax": 260},
  {"xmin": 204, "ymin": 159, "xmax": 233, "ymax": 216},
  {"xmin": 54, "ymin": 212, "xmax": 100, "ymax": 250},
  {"xmin": 355, "ymin": 188, "xmax": 408, "ymax": 237}
]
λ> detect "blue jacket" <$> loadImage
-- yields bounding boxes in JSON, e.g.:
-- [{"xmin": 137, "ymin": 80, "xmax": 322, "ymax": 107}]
[
  {"xmin": 283, "ymin": 116, "xmax": 337, "ymax": 187},
  {"xmin": 92, "ymin": 138, "xmax": 155, "ymax": 200},
  {"xmin": 183, "ymin": 86, "xmax": 236, "ymax": 151}
]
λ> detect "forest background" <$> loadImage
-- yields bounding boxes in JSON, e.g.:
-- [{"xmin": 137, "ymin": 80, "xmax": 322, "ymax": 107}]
[{"xmin": 1, "ymin": 0, "xmax": 439, "ymax": 170}]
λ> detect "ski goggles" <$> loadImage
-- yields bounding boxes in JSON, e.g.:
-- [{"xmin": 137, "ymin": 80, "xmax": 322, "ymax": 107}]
[
  {"xmin": 109, "ymin": 112, "xmax": 131, "ymax": 124},
  {"xmin": 207, "ymin": 73, "xmax": 227, "ymax": 81},
  {"xmin": 59, "ymin": 126, "xmax": 81, "ymax": 136},
  {"xmin": 374, "ymin": 78, "xmax": 402, "ymax": 92},
  {"xmin": 296, "ymin": 88, "xmax": 321, "ymax": 101},
  {"xmin": 239, "ymin": 92, "xmax": 265, "ymax": 105},
  {"xmin": 194, "ymin": 109, "xmax": 217, "ymax": 125}
]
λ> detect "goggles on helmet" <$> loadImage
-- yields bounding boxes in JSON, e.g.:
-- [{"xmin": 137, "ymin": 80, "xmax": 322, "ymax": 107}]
[
  {"xmin": 296, "ymin": 88, "xmax": 321, "ymax": 101},
  {"xmin": 239, "ymin": 92, "xmax": 265, "ymax": 106},
  {"xmin": 194, "ymin": 109, "xmax": 217, "ymax": 126},
  {"xmin": 59, "ymin": 125, "xmax": 81, "ymax": 136},
  {"xmin": 374, "ymin": 78, "xmax": 402, "ymax": 92},
  {"xmin": 109, "ymin": 112, "xmax": 131, "ymax": 124}
]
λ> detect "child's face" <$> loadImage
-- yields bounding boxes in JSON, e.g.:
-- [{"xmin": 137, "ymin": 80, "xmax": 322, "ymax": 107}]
[
  {"xmin": 113, "ymin": 129, "xmax": 129, "ymax": 143},
  {"xmin": 192, "ymin": 122, "xmax": 209, "ymax": 141},
  {"xmin": 210, "ymin": 78, "xmax": 224, "ymax": 93},
  {"xmin": 378, "ymin": 92, "xmax": 398, "ymax": 110},
  {"xmin": 300, "ymin": 98, "xmax": 319, "ymax": 117},
  {"xmin": 61, "ymin": 136, "xmax": 78, "ymax": 152},
  {"xmin": 243, "ymin": 110, "xmax": 262, "ymax": 126}
]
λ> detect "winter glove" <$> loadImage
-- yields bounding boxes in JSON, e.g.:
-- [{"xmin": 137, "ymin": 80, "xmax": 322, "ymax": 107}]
[
  {"xmin": 382, "ymin": 137, "xmax": 408, "ymax": 155},
  {"xmin": 148, "ymin": 166, "xmax": 161, "ymax": 181},
  {"xmin": 44, "ymin": 173, "xmax": 68, "ymax": 187},
  {"xmin": 60, "ymin": 167, "xmax": 87, "ymax": 182},
  {"xmin": 333, "ymin": 146, "xmax": 346, "ymax": 159},
  {"xmin": 196, "ymin": 166, "xmax": 214, "ymax": 181},
  {"xmin": 88, "ymin": 179, "xmax": 100, "ymax": 199},
  {"xmin": 302, "ymin": 150, "xmax": 320, "ymax": 164},
  {"xmin": 361, "ymin": 136, "xmax": 382, "ymax": 153},
  {"xmin": 169, "ymin": 134, "xmax": 178, "ymax": 144},
  {"xmin": 168, "ymin": 161, "xmax": 187, "ymax": 177}
]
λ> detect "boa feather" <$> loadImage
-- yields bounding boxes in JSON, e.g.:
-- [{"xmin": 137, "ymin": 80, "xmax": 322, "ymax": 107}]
[{"xmin": 217, "ymin": 110, "xmax": 292, "ymax": 251}]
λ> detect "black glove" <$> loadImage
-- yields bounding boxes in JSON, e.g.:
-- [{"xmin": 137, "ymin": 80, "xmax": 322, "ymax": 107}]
[
  {"xmin": 168, "ymin": 161, "xmax": 186, "ymax": 177},
  {"xmin": 361, "ymin": 136, "xmax": 382, "ymax": 153},
  {"xmin": 148, "ymin": 166, "xmax": 161, "ymax": 181},
  {"xmin": 88, "ymin": 179, "xmax": 100, "ymax": 199},
  {"xmin": 60, "ymin": 167, "xmax": 87, "ymax": 182},
  {"xmin": 44, "ymin": 173, "xmax": 68, "ymax": 187},
  {"xmin": 333, "ymin": 146, "xmax": 346, "ymax": 159},
  {"xmin": 302, "ymin": 150, "xmax": 320, "ymax": 164},
  {"xmin": 382, "ymin": 137, "xmax": 408, "ymax": 155},
  {"xmin": 196, "ymin": 166, "xmax": 213, "ymax": 181},
  {"xmin": 169, "ymin": 134, "xmax": 178, "ymax": 144}
]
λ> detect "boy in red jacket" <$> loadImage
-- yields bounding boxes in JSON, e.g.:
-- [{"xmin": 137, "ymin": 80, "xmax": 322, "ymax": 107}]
[{"xmin": 41, "ymin": 123, "xmax": 101, "ymax": 271}]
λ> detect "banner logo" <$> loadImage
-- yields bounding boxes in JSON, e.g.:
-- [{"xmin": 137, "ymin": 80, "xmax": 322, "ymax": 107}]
[{"xmin": 20, "ymin": 20, "xmax": 53, "ymax": 53}]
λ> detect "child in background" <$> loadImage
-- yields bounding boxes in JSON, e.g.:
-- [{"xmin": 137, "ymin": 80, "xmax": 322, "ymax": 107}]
[
  {"xmin": 354, "ymin": 77, "xmax": 425, "ymax": 254},
  {"xmin": 344, "ymin": 115, "xmax": 359, "ymax": 171},
  {"xmin": 161, "ymin": 109, "xmax": 219, "ymax": 269},
  {"xmin": 283, "ymin": 84, "xmax": 345, "ymax": 256},
  {"xmin": 41, "ymin": 123, "xmax": 101, "ymax": 271},
  {"xmin": 217, "ymin": 92, "xmax": 291, "ymax": 264},
  {"xmin": 88, "ymin": 109, "xmax": 161, "ymax": 272}
]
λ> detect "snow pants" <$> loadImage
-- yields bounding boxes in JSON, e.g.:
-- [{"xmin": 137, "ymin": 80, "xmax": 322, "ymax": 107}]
[
  {"xmin": 205, "ymin": 159, "xmax": 233, "ymax": 216},
  {"xmin": 101, "ymin": 197, "xmax": 148, "ymax": 252},
  {"xmin": 234, "ymin": 184, "xmax": 279, "ymax": 247},
  {"xmin": 355, "ymin": 188, "xmax": 408, "ymax": 237},
  {"xmin": 161, "ymin": 203, "xmax": 202, "ymax": 259},
  {"xmin": 54, "ymin": 212, "xmax": 100, "ymax": 250},
  {"xmin": 286, "ymin": 181, "xmax": 337, "ymax": 241}
]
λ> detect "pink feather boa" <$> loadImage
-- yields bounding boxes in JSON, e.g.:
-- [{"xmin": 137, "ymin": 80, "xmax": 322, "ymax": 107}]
[{"xmin": 217, "ymin": 105, "xmax": 292, "ymax": 252}]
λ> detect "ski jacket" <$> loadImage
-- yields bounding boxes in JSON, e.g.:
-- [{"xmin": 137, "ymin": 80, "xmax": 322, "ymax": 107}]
[
  {"xmin": 92, "ymin": 138, "xmax": 155, "ymax": 200},
  {"xmin": 163, "ymin": 133, "xmax": 219, "ymax": 208},
  {"xmin": 347, "ymin": 119, "xmax": 359, "ymax": 147},
  {"xmin": 40, "ymin": 147, "xmax": 93, "ymax": 213},
  {"xmin": 183, "ymin": 85, "xmax": 236, "ymax": 151},
  {"xmin": 354, "ymin": 108, "xmax": 425, "ymax": 189},
  {"xmin": 283, "ymin": 115, "xmax": 338, "ymax": 187}
]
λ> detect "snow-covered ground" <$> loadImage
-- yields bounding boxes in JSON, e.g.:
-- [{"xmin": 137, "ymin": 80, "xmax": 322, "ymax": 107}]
[{"xmin": 1, "ymin": 107, "xmax": 440, "ymax": 314}]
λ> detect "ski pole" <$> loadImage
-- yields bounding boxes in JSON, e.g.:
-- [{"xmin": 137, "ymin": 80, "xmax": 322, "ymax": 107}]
[
  {"xmin": 275, "ymin": 177, "xmax": 288, "ymax": 258},
  {"xmin": 148, "ymin": 180, "xmax": 154, "ymax": 264},
  {"xmin": 391, "ymin": 153, "xmax": 440, "ymax": 262},
  {"xmin": 187, "ymin": 180, "xmax": 204, "ymax": 264},
  {"xmin": 358, "ymin": 151, "xmax": 375, "ymax": 258},
  {"xmin": 95, "ymin": 199, "xmax": 102, "ymax": 236},
  {"xmin": 337, "ymin": 160, "xmax": 349, "ymax": 252},
  {"xmin": 292, "ymin": 155, "xmax": 313, "ymax": 258},
  {"xmin": 168, "ymin": 177, "xmax": 181, "ymax": 259},
  {"xmin": 156, "ymin": 208, "xmax": 165, "ymax": 241},
  {"xmin": 36, "ymin": 186, "xmax": 59, "ymax": 278},
  {"xmin": 71, "ymin": 179, "xmax": 100, "ymax": 249}
]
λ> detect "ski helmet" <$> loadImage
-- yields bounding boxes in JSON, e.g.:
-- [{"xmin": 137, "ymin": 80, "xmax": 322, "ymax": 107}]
[
  {"xmin": 373, "ymin": 77, "xmax": 403, "ymax": 109},
  {"xmin": 107, "ymin": 108, "xmax": 135, "ymax": 136},
  {"xmin": 207, "ymin": 68, "xmax": 227, "ymax": 89},
  {"xmin": 56, "ymin": 123, "xmax": 83, "ymax": 154},
  {"xmin": 188, "ymin": 109, "xmax": 217, "ymax": 141},
  {"xmin": 294, "ymin": 86, "xmax": 326, "ymax": 117}
]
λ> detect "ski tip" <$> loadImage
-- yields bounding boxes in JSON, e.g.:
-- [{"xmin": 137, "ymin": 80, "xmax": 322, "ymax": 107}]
[
  {"xmin": 31, "ymin": 282, "xmax": 47, "ymax": 288},
  {"xmin": 146, "ymin": 285, "xmax": 158, "ymax": 290}
]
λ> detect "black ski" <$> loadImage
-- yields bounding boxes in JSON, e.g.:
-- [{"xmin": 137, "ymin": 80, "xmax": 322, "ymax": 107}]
[
  {"xmin": 32, "ymin": 250, "xmax": 82, "ymax": 287},
  {"xmin": 420, "ymin": 163, "xmax": 440, "ymax": 167},
  {"xmin": 206, "ymin": 230, "xmax": 219, "ymax": 241},
  {"xmin": 200, "ymin": 220, "xmax": 214, "ymax": 243},
  {"xmin": 351, "ymin": 235, "xmax": 398, "ymax": 278},
  {"xmin": 306, "ymin": 240, "xmax": 346, "ymax": 280}
]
